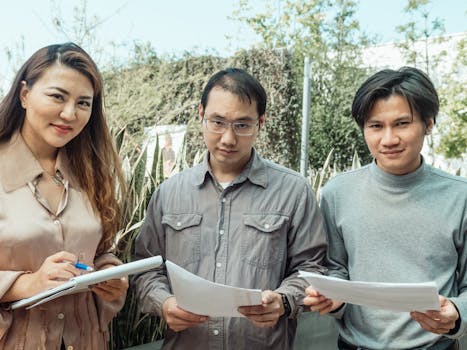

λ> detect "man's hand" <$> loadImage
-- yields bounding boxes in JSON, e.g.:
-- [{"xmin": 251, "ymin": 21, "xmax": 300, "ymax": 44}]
[
  {"xmin": 162, "ymin": 296, "xmax": 209, "ymax": 332},
  {"xmin": 303, "ymin": 286, "xmax": 343, "ymax": 315},
  {"xmin": 238, "ymin": 290, "xmax": 284, "ymax": 328},
  {"xmin": 410, "ymin": 296, "xmax": 459, "ymax": 335}
]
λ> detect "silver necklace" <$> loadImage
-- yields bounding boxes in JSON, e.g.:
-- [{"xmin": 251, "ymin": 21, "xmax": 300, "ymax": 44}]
[{"xmin": 45, "ymin": 169, "xmax": 65, "ymax": 186}]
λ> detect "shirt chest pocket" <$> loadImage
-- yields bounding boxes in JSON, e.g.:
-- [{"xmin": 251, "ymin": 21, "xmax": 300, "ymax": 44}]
[
  {"xmin": 162, "ymin": 213, "xmax": 202, "ymax": 267},
  {"xmin": 241, "ymin": 214, "xmax": 289, "ymax": 269}
]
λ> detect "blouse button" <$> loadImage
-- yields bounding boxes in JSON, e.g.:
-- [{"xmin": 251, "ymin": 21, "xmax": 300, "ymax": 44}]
[
  {"xmin": 67, "ymin": 346, "xmax": 74, "ymax": 350},
  {"xmin": 57, "ymin": 313, "xmax": 65, "ymax": 320}
]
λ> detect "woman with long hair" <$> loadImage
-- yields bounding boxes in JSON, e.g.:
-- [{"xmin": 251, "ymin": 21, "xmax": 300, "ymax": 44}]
[{"xmin": 0, "ymin": 42, "xmax": 127, "ymax": 349}]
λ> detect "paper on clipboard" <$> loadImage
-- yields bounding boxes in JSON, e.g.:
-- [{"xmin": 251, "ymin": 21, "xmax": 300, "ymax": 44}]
[
  {"xmin": 166, "ymin": 260, "xmax": 262, "ymax": 317},
  {"xmin": 299, "ymin": 271, "xmax": 440, "ymax": 312},
  {"xmin": 11, "ymin": 255, "xmax": 162, "ymax": 310}
]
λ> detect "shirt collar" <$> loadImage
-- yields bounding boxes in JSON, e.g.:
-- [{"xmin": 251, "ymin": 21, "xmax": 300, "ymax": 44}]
[
  {"xmin": 0, "ymin": 132, "xmax": 76, "ymax": 192},
  {"xmin": 193, "ymin": 148, "xmax": 268, "ymax": 188}
]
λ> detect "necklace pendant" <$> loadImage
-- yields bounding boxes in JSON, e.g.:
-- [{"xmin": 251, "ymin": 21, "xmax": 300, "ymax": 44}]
[{"xmin": 52, "ymin": 170, "xmax": 64, "ymax": 186}]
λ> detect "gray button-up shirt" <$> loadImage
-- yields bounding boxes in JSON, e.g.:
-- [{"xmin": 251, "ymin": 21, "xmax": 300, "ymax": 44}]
[{"xmin": 134, "ymin": 149, "xmax": 327, "ymax": 350}]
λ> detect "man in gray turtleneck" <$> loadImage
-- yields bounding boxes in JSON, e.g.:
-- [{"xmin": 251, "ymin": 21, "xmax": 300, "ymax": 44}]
[{"xmin": 304, "ymin": 67, "xmax": 466, "ymax": 350}]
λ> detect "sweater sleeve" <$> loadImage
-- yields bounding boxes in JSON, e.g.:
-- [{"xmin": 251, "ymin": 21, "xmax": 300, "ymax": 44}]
[
  {"xmin": 444, "ymin": 213, "xmax": 467, "ymax": 339},
  {"xmin": 318, "ymin": 185, "xmax": 349, "ymax": 320}
]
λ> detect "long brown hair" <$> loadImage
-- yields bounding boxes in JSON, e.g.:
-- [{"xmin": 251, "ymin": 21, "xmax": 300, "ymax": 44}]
[{"xmin": 0, "ymin": 43, "xmax": 125, "ymax": 254}]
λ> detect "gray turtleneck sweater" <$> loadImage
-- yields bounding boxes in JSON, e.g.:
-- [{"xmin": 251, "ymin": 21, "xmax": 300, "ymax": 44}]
[{"xmin": 320, "ymin": 160, "xmax": 467, "ymax": 349}]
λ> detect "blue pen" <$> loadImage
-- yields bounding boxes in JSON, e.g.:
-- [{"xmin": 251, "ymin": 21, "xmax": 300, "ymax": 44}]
[{"xmin": 74, "ymin": 262, "xmax": 94, "ymax": 271}]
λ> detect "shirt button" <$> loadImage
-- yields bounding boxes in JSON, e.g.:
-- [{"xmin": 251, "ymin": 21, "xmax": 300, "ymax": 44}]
[
  {"xmin": 176, "ymin": 222, "xmax": 182, "ymax": 227},
  {"xmin": 219, "ymin": 230, "xmax": 224, "ymax": 235},
  {"xmin": 216, "ymin": 262, "xmax": 222, "ymax": 268},
  {"xmin": 67, "ymin": 346, "xmax": 74, "ymax": 350},
  {"xmin": 264, "ymin": 224, "xmax": 270, "ymax": 229},
  {"xmin": 213, "ymin": 329, "xmax": 219, "ymax": 336},
  {"xmin": 57, "ymin": 313, "xmax": 65, "ymax": 320},
  {"xmin": 54, "ymin": 220, "xmax": 60, "ymax": 225},
  {"xmin": 222, "ymin": 198, "xmax": 226, "ymax": 203}
]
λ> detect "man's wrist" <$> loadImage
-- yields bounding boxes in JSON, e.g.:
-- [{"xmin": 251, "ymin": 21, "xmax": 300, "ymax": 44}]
[
  {"xmin": 330, "ymin": 302, "xmax": 346, "ymax": 314},
  {"xmin": 447, "ymin": 300, "xmax": 461, "ymax": 335},
  {"xmin": 279, "ymin": 293, "xmax": 291, "ymax": 317}
]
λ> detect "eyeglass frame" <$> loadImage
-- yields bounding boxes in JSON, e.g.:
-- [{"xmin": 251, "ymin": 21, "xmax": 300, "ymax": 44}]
[{"xmin": 202, "ymin": 115, "xmax": 261, "ymax": 136}]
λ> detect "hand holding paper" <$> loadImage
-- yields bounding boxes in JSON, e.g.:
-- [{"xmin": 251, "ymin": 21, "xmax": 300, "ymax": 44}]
[
  {"xmin": 90, "ymin": 263, "xmax": 129, "ymax": 302},
  {"xmin": 237, "ymin": 290, "xmax": 284, "ymax": 328},
  {"xmin": 299, "ymin": 271, "xmax": 440, "ymax": 313},
  {"xmin": 166, "ymin": 260, "xmax": 262, "ymax": 317},
  {"xmin": 410, "ymin": 296, "xmax": 460, "ymax": 335},
  {"xmin": 11, "ymin": 256, "xmax": 162, "ymax": 310},
  {"xmin": 163, "ymin": 296, "xmax": 209, "ymax": 332},
  {"xmin": 304, "ymin": 286, "xmax": 342, "ymax": 315}
]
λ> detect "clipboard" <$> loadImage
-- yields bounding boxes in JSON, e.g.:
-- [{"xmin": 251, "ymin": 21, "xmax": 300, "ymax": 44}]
[{"xmin": 11, "ymin": 255, "xmax": 162, "ymax": 310}]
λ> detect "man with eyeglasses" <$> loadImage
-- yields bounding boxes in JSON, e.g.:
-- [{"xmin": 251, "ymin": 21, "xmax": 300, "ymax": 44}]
[{"xmin": 134, "ymin": 68, "xmax": 327, "ymax": 349}]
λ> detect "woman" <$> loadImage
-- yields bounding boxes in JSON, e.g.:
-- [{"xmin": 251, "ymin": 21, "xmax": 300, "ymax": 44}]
[{"xmin": 0, "ymin": 43, "xmax": 128, "ymax": 349}]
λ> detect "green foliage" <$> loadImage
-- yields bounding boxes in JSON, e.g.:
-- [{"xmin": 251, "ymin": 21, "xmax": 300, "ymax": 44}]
[
  {"xmin": 104, "ymin": 44, "xmax": 301, "ymax": 169},
  {"xmin": 103, "ymin": 45, "xmax": 223, "ymax": 159},
  {"xmin": 231, "ymin": 0, "xmax": 372, "ymax": 169},
  {"xmin": 110, "ymin": 129, "xmax": 165, "ymax": 349},
  {"xmin": 396, "ymin": 0, "xmax": 446, "ymax": 73},
  {"xmin": 437, "ymin": 36, "xmax": 467, "ymax": 159},
  {"xmin": 308, "ymin": 148, "xmax": 362, "ymax": 202},
  {"xmin": 229, "ymin": 48, "xmax": 301, "ymax": 168},
  {"xmin": 110, "ymin": 126, "xmax": 212, "ymax": 349},
  {"xmin": 395, "ymin": 0, "xmax": 466, "ymax": 161}
]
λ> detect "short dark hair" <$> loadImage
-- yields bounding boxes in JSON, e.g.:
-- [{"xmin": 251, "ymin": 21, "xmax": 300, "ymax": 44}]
[
  {"xmin": 200, "ymin": 68, "xmax": 267, "ymax": 117},
  {"xmin": 351, "ymin": 66, "xmax": 439, "ymax": 128}
]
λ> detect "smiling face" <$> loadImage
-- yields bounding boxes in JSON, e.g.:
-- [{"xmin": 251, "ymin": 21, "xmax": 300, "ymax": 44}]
[
  {"xmin": 19, "ymin": 63, "xmax": 94, "ymax": 158},
  {"xmin": 199, "ymin": 86, "xmax": 264, "ymax": 181},
  {"xmin": 363, "ymin": 94, "xmax": 433, "ymax": 175}
]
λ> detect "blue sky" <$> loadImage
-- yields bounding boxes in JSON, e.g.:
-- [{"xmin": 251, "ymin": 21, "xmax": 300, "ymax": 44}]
[{"xmin": 0, "ymin": 0, "xmax": 465, "ymax": 81}]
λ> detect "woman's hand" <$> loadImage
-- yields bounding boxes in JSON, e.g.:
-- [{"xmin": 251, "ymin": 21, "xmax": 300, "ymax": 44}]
[
  {"xmin": 2, "ymin": 251, "xmax": 81, "ymax": 302},
  {"xmin": 90, "ymin": 264, "xmax": 128, "ymax": 302}
]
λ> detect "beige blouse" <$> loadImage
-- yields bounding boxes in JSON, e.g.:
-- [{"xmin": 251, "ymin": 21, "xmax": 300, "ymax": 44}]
[{"xmin": 0, "ymin": 133, "xmax": 125, "ymax": 350}]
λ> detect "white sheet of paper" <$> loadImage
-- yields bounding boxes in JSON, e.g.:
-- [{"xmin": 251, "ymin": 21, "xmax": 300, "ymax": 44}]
[
  {"xmin": 166, "ymin": 260, "xmax": 262, "ymax": 317},
  {"xmin": 11, "ymin": 256, "xmax": 163, "ymax": 310},
  {"xmin": 299, "ymin": 271, "xmax": 440, "ymax": 312}
]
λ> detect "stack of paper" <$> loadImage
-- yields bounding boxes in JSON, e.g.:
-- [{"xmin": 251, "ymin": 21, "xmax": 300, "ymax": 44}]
[{"xmin": 299, "ymin": 271, "xmax": 440, "ymax": 312}]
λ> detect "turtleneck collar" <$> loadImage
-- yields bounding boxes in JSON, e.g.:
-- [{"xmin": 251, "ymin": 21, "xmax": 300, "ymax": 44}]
[{"xmin": 369, "ymin": 156, "xmax": 428, "ymax": 190}]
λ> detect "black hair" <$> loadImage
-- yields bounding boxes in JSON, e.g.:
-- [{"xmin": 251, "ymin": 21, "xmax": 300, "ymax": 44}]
[
  {"xmin": 351, "ymin": 66, "xmax": 439, "ymax": 128},
  {"xmin": 200, "ymin": 68, "xmax": 267, "ymax": 117}
]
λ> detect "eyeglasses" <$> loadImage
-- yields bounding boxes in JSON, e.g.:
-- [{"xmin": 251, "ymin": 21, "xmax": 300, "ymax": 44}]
[{"xmin": 203, "ymin": 117, "xmax": 259, "ymax": 136}]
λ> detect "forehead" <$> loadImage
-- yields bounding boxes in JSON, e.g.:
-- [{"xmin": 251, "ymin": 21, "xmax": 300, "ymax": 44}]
[
  {"xmin": 34, "ymin": 64, "xmax": 94, "ymax": 93},
  {"xmin": 367, "ymin": 94, "xmax": 417, "ymax": 121},
  {"xmin": 205, "ymin": 87, "xmax": 258, "ymax": 117}
]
